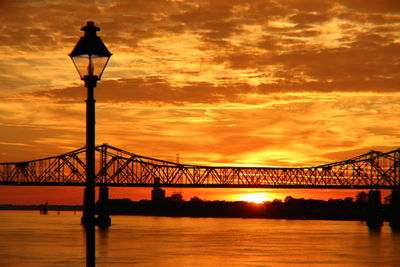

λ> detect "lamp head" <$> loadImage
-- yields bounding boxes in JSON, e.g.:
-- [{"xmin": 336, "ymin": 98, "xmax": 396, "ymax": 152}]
[{"xmin": 69, "ymin": 21, "xmax": 112, "ymax": 81}]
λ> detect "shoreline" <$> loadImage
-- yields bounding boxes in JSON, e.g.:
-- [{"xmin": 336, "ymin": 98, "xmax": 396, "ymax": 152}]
[{"xmin": 0, "ymin": 196, "xmax": 390, "ymax": 223}]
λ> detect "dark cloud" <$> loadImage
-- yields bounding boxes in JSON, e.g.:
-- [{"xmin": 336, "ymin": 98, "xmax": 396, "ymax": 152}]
[
  {"xmin": 0, "ymin": 1, "xmax": 105, "ymax": 51},
  {"xmin": 289, "ymin": 12, "xmax": 331, "ymax": 25},
  {"xmin": 170, "ymin": 0, "xmax": 289, "ymax": 43},
  {"xmin": 337, "ymin": 0, "xmax": 400, "ymax": 13},
  {"xmin": 31, "ymin": 78, "xmax": 255, "ymax": 104},
  {"xmin": 212, "ymin": 38, "xmax": 399, "ymax": 93},
  {"xmin": 279, "ymin": 0, "xmax": 334, "ymax": 12}
]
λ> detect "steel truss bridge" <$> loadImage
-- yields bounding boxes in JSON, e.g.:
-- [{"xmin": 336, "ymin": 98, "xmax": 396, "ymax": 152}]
[{"xmin": 0, "ymin": 144, "xmax": 399, "ymax": 189}]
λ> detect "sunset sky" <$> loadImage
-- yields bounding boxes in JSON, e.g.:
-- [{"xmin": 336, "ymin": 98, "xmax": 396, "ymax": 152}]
[{"xmin": 0, "ymin": 0, "xmax": 399, "ymax": 204}]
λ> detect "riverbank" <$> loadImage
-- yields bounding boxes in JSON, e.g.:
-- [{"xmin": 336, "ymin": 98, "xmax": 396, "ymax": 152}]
[
  {"xmin": 105, "ymin": 197, "xmax": 374, "ymax": 221},
  {"xmin": 0, "ymin": 204, "xmax": 82, "ymax": 211},
  {"xmin": 0, "ymin": 196, "xmax": 389, "ymax": 222}
]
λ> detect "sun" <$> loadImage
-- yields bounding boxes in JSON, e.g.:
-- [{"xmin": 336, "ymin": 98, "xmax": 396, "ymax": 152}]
[{"xmin": 239, "ymin": 193, "xmax": 270, "ymax": 204}]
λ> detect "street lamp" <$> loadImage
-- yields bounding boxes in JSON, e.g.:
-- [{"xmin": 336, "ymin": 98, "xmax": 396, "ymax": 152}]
[
  {"xmin": 70, "ymin": 22, "xmax": 111, "ymax": 83},
  {"xmin": 69, "ymin": 21, "xmax": 111, "ymax": 267}
]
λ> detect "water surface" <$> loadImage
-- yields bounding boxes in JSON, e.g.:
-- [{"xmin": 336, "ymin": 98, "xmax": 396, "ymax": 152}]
[{"xmin": 0, "ymin": 211, "xmax": 399, "ymax": 266}]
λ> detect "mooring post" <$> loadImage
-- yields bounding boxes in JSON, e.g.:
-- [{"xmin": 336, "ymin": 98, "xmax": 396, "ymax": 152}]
[
  {"xmin": 366, "ymin": 190, "xmax": 383, "ymax": 229},
  {"xmin": 96, "ymin": 186, "xmax": 111, "ymax": 228},
  {"xmin": 389, "ymin": 190, "xmax": 400, "ymax": 231}
]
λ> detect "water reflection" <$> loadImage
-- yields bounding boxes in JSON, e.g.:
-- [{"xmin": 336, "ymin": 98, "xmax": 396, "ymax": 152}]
[
  {"xmin": 97, "ymin": 227, "xmax": 109, "ymax": 259},
  {"xmin": 368, "ymin": 227, "xmax": 382, "ymax": 235}
]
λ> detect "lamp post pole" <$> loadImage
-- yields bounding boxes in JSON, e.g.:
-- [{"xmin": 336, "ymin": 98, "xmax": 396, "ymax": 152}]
[{"xmin": 84, "ymin": 76, "xmax": 97, "ymax": 267}]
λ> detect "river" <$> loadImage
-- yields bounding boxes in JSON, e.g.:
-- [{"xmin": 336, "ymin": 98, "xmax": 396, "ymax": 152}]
[{"xmin": 0, "ymin": 211, "xmax": 399, "ymax": 266}]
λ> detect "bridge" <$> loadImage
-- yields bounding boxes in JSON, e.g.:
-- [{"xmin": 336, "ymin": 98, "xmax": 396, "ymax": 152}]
[{"xmin": 1, "ymin": 144, "xmax": 399, "ymax": 189}]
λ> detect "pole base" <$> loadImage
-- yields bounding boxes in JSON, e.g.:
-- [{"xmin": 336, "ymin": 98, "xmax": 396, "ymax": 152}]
[
  {"xmin": 96, "ymin": 215, "xmax": 111, "ymax": 228},
  {"xmin": 81, "ymin": 215, "xmax": 91, "ymax": 226}
]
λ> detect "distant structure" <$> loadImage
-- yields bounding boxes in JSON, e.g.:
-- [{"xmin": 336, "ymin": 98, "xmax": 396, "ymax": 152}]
[
  {"xmin": 366, "ymin": 190, "xmax": 383, "ymax": 229},
  {"xmin": 39, "ymin": 202, "xmax": 48, "ymax": 215},
  {"xmin": 152, "ymin": 177, "xmax": 165, "ymax": 201}
]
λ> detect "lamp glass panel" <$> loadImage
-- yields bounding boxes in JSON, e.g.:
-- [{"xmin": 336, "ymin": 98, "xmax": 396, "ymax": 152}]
[
  {"xmin": 91, "ymin": 55, "xmax": 110, "ymax": 78},
  {"xmin": 71, "ymin": 55, "xmax": 110, "ymax": 79}
]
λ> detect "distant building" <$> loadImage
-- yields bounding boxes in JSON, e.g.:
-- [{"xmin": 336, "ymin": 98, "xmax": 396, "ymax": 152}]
[{"xmin": 152, "ymin": 186, "xmax": 165, "ymax": 201}]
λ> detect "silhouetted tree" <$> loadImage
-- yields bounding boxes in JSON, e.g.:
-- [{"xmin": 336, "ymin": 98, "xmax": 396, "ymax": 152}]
[
  {"xmin": 356, "ymin": 191, "xmax": 368, "ymax": 203},
  {"xmin": 169, "ymin": 193, "xmax": 183, "ymax": 202},
  {"xmin": 190, "ymin": 196, "xmax": 202, "ymax": 202},
  {"xmin": 284, "ymin": 196, "xmax": 294, "ymax": 203},
  {"xmin": 344, "ymin": 197, "xmax": 353, "ymax": 203}
]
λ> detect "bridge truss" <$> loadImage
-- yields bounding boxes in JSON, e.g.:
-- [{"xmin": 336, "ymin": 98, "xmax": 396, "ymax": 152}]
[{"xmin": 0, "ymin": 144, "xmax": 399, "ymax": 189}]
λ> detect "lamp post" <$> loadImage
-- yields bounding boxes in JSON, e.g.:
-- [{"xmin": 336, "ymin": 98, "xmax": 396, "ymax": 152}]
[{"xmin": 69, "ymin": 21, "xmax": 111, "ymax": 267}]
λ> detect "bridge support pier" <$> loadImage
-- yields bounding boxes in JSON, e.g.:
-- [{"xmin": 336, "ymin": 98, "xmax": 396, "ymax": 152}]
[
  {"xmin": 96, "ymin": 186, "xmax": 111, "ymax": 228},
  {"xmin": 366, "ymin": 190, "xmax": 383, "ymax": 230},
  {"xmin": 389, "ymin": 190, "xmax": 400, "ymax": 231}
]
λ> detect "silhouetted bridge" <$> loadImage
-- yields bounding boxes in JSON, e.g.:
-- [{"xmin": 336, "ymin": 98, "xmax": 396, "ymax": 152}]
[{"xmin": 1, "ymin": 144, "xmax": 399, "ymax": 189}]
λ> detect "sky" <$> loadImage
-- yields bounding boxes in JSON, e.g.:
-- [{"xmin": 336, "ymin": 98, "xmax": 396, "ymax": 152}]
[{"xmin": 0, "ymin": 0, "xmax": 399, "ymax": 204}]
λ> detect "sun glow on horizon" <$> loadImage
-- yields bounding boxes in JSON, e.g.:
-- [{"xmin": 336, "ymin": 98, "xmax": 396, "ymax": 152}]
[{"xmin": 239, "ymin": 193, "xmax": 271, "ymax": 204}]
